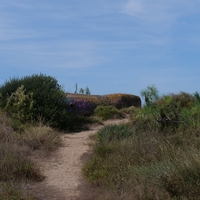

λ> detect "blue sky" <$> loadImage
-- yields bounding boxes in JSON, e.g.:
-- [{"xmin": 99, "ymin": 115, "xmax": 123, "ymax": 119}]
[{"xmin": 1, "ymin": 0, "xmax": 200, "ymax": 100}]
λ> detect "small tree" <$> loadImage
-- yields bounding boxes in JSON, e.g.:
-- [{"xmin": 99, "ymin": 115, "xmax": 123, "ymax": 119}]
[
  {"xmin": 85, "ymin": 86, "xmax": 91, "ymax": 95},
  {"xmin": 74, "ymin": 83, "xmax": 91, "ymax": 95},
  {"xmin": 141, "ymin": 85, "xmax": 159, "ymax": 106},
  {"xmin": 74, "ymin": 83, "xmax": 78, "ymax": 94},
  {"xmin": 79, "ymin": 88, "xmax": 84, "ymax": 94},
  {"xmin": 5, "ymin": 85, "xmax": 34, "ymax": 122}
]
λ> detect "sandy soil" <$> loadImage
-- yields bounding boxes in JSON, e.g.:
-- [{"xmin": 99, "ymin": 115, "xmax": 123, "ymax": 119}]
[{"xmin": 25, "ymin": 118, "xmax": 128, "ymax": 200}]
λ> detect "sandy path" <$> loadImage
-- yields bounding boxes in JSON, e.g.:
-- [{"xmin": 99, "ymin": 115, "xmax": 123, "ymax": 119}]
[{"xmin": 25, "ymin": 118, "xmax": 128, "ymax": 200}]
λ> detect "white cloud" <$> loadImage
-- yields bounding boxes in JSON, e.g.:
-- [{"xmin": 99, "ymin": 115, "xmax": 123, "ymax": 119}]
[
  {"xmin": 121, "ymin": 0, "xmax": 172, "ymax": 23},
  {"xmin": 121, "ymin": 0, "xmax": 200, "ymax": 24},
  {"xmin": 122, "ymin": 0, "xmax": 145, "ymax": 17}
]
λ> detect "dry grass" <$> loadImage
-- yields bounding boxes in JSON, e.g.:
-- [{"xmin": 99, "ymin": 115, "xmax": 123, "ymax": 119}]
[
  {"xmin": 0, "ymin": 182, "xmax": 36, "ymax": 200},
  {"xmin": 83, "ymin": 111, "xmax": 200, "ymax": 200},
  {"xmin": 0, "ymin": 112, "xmax": 62, "ymax": 199},
  {"xmin": 22, "ymin": 122, "xmax": 62, "ymax": 151}
]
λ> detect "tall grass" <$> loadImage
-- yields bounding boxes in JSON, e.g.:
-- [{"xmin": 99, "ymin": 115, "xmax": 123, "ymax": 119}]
[
  {"xmin": 83, "ymin": 94, "xmax": 200, "ymax": 199},
  {"xmin": 0, "ymin": 142, "xmax": 42, "ymax": 181},
  {"xmin": 21, "ymin": 122, "xmax": 62, "ymax": 151}
]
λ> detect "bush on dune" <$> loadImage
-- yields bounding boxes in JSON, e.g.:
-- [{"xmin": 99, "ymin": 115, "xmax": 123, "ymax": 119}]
[{"xmin": 0, "ymin": 74, "xmax": 69, "ymax": 129}]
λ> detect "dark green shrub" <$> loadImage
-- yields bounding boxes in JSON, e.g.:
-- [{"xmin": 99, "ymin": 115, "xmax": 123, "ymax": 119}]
[
  {"xmin": 0, "ymin": 74, "xmax": 69, "ymax": 128},
  {"xmin": 155, "ymin": 92, "xmax": 195, "ymax": 131},
  {"xmin": 94, "ymin": 105, "xmax": 123, "ymax": 120},
  {"xmin": 137, "ymin": 90, "xmax": 195, "ymax": 132},
  {"xmin": 158, "ymin": 92, "xmax": 194, "ymax": 108}
]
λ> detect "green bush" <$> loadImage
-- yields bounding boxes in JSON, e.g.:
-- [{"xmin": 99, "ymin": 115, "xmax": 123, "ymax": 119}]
[
  {"xmin": 137, "ymin": 89, "xmax": 197, "ymax": 133},
  {"xmin": 0, "ymin": 74, "xmax": 69, "ymax": 128},
  {"xmin": 94, "ymin": 105, "xmax": 123, "ymax": 120},
  {"xmin": 157, "ymin": 92, "xmax": 194, "ymax": 109},
  {"xmin": 155, "ymin": 92, "xmax": 198, "ymax": 132}
]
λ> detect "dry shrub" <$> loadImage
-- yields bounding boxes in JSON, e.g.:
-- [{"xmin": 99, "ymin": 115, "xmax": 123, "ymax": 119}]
[
  {"xmin": 0, "ymin": 112, "xmax": 15, "ymax": 142},
  {"xmin": 0, "ymin": 142, "xmax": 42, "ymax": 182},
  {"xmin": 0, "ymin": 114, "xmax": 42, "ymax": 182},
  {"xmin": 0, "ymin": 182, "xmax": 36, "ymax": 200},
  {"xmin": 0, "ymin": 110, "xmax": 61, "ymax": 199},
  {"xmin": 23, "ymin": 123, "xmax": 62, "ymax": 151}
]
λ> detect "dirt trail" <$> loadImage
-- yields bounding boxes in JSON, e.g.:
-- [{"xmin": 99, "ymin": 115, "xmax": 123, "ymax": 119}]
[{"xmin": 25, "ymin": 118, "xmax": 128, "ymax": 200}]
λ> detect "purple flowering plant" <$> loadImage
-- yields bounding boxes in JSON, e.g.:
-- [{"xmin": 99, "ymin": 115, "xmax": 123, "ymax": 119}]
[{"xmin": 73, "ymin": 98, "xmax": 95, "ymax": 114}]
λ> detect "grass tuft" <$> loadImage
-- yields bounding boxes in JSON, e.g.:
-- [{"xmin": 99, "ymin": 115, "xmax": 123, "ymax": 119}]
[{"xmin": 22, "ymin": 123, "xmax": 62, "ymax": 151}]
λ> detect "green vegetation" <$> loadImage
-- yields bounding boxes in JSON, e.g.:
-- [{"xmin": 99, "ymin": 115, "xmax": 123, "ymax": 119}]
[
  {"xmin": 2, "ymin": 73, "xmax": 200, "ymax": 199},
  {"xmin": 74, "ymin": 82, "xmax": 91, "ymax": 95},
  {"xmin": 0, "ymin": 115, "xmax": 31, "ymax": 199},
  {"xmin": 0, "ymin": 74, "xmax": 69, "ymax": 129},
  {"xmin": 141, "ymin": 84, "xmax": 159, "ymax": 106},
  {"xmin": 94, "ymin": 105, "xmax": 124, "ymax": 120},
  {"xmin": 97, "ymin": 124, "xmax": 133, "ymax": 143},
  {"xmin": 0, "ymin": 111, "xmax": 61, "ymax": 199},
  {"xmin": 0, "ymin": 74, "xmax": 95, "ymax": 199},
  {"xmin": 83, "ymin": 86, "xmax": 200, "ymax": 200}
]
